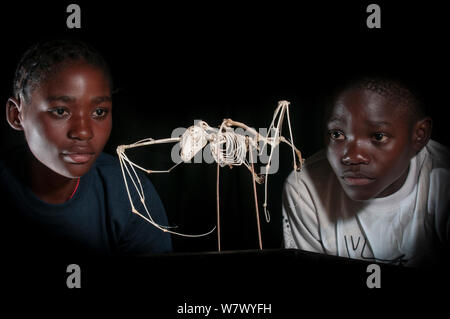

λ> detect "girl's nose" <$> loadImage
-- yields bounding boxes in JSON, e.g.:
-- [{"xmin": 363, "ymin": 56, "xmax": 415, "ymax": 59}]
[{"xmin": 68, "ymin": 115, "xmax": 93, "ymax": 141}]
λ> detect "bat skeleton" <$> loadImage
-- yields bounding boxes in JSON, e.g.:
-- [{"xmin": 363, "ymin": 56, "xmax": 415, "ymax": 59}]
[{"xmin": 117, "ymin": 100, "xmax": 303, "ymax": 251}]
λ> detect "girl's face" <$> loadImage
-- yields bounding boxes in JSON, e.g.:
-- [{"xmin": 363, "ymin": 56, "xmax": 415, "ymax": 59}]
[
  {"xmin": 19, "ymin": 61, "xmax": 112, "ymax": 178},
  {"xmin": 325, "ymin": 88, "xmax": 415, "ymax": 201}
]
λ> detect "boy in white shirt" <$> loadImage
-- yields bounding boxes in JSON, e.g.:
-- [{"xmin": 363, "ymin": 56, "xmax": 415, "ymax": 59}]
[{"xmin": 282, "ymin": 77, "xmax": 449, "ymax": 267}]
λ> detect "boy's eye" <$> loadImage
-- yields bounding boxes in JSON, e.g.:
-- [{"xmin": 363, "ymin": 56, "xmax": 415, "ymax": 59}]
[
  {"xmin": 328, "ymin": 130, "xmax": 345, "ymax": 140},
  {"xmin": 50, "ymin": 107, "xmax": 69, "ymax": 117},
  {"xmin": 373, "ymin": 133, "xmax": 388, "ymax": 142}
]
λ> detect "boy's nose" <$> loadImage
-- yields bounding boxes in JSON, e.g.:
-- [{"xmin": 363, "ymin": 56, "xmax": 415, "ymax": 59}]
[
  {"xmin": 341, "ymin": 140, "xmax": 369, "ymax": 165},
  {"xmin": 68, "ymin": 116, "xmax": 93, "ymax": 141}
]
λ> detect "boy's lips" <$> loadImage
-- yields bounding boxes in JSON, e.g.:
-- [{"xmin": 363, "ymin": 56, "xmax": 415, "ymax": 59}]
[{"xmin": 341, "ymin": 173, "xmax": 376, "ymax": 186}]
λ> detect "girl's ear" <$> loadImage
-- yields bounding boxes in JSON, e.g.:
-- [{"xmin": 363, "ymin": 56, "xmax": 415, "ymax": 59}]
[
  {"xmin": 412, "ymin": 116, "xmax": 432, "ymax": 153},
  {"xmin": 6, "ymin": 97, "xmax": 24, "ymax": 131}
]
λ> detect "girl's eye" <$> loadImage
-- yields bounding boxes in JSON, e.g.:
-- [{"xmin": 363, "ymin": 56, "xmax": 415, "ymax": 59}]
[
  {"xmin": 328, "ymin": 130, "xmax": 345, "ymax": 140},
  {"xmin": 373, "ymin": 133, "xmax": 388, "ymax": 142}
]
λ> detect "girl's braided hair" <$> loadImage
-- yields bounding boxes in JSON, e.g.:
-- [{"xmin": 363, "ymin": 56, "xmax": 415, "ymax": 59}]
[{"xmin": 13, "ymin": 39, "xmax": 112, "ymax": 102}]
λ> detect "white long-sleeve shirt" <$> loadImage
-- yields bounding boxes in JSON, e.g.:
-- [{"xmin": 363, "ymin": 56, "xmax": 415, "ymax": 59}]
[{"xmin": 282, "ymin": 140, "xmax": 450, "ymax": 267}]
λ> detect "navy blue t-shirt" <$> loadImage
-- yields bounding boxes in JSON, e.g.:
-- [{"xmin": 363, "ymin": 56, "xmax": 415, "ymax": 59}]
[{"xmin": 0, "ymin": 148, "xmax": 172, "ymax": 257}]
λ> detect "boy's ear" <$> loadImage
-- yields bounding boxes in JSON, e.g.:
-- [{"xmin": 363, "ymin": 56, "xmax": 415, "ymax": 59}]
[
  {"xmin": 411, "ymin": 116, "xmax": 432, "ymax": 153},
  {"xmin": 6, "ymin": 97, "xmax": 24, "ymax": 131}
]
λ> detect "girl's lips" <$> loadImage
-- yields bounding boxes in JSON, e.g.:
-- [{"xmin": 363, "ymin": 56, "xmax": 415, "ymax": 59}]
[
  {"xmin": 62, "ymin": 153, "xmax": 94, "ymax": 164},
  {"xmin": 342, "ymin": 176, "xmax": 375, "ymax": 186}
]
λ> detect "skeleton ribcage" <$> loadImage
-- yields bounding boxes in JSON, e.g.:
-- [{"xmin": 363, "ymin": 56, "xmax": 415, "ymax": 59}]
[{"xmin": 210, "ymin": 129, "xmax": 247, "ymax": 167}]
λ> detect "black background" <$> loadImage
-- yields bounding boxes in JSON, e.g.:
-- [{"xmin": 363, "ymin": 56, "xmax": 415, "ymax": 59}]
[
  {"xmin": 1, "ymin": 1, "xmax": 448, "ymax": 253},
  {"xmin": 1, "ymin": 1, "xmax": 449, "ymax": 312}
]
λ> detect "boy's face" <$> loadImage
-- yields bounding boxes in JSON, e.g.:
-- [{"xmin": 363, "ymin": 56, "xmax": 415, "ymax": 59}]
[
  {"xmin": 19, "ymin": 61, "xmax": 112, "ymax": 178},
  {"xmin": 326, "ymin": 88, "xmax": 415, "ymax": 201}
]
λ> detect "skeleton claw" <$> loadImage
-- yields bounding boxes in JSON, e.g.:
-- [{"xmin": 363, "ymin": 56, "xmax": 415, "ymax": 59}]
[{"xmin": 254, "ymin": 174, "xmax": 264, "ymax": 184}]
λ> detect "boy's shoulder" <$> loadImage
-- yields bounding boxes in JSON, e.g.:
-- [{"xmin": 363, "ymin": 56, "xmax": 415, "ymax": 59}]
[
  {"xmin": 425, "ymin": 140, "xmax": 450, "ymax": 170},
  {"xmin": 285, "ymin": 149, "xmax": 334, "ymax": 187}
]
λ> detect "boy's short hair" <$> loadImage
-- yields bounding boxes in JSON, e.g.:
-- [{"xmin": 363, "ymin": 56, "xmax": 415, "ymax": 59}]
[
  {"xmin": 325, "ymin": 76, "xmax": 426, "ymax": 126},
  {"xmin": 13, "ymin": 39, "xmax": 112, "ymax": 102}
]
